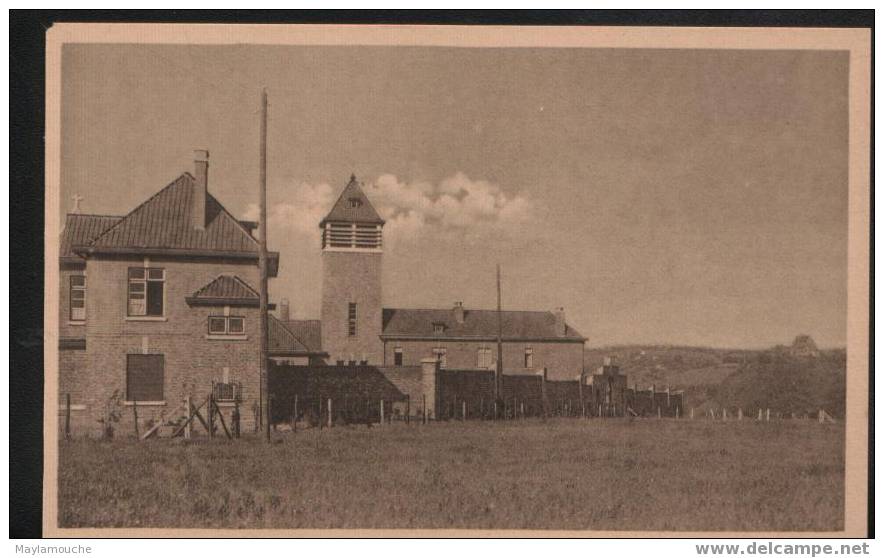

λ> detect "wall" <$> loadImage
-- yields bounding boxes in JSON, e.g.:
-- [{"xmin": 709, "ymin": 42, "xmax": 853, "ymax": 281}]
[
  {"xmin": 320, "ymin": 251, "xmax": 384, "ymax": 365},
  {"xmin": 382, "ymin": 339, "xmax": 584, "ymax": 380},
  {"xmin": 61, "ymin": 254, "xmax": 263, "ymax": 437},
  {"xmin": 268, "ymin": 364, "xmax": 412, "ymax": 424}
]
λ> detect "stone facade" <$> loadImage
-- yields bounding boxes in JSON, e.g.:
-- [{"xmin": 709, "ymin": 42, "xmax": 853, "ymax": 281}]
[
  {"xmin": 320, "ymin": 251, "xmax": 383, "ymax": 365},
  {"xmin": 380, "ymin": 338, "xmax": 585, "ymax": 381},
  {"xmin": 60, "ymin": 255, "xmax": 263, "ymax": 437}
]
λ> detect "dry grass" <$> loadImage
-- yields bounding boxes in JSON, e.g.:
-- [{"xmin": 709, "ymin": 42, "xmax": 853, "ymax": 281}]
[{"xmin": 58, "ymin": 418, "xmax": 844, "ymax": 531}]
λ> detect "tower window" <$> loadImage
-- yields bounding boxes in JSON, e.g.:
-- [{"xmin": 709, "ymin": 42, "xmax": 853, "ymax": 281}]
[
  {"xmin": 347, "ymin": 302, "xmax": 357, "ymax": 336},
  {"xmin": 394, "ymin": 347, "xmax": 404, "ymax": 366},
  {"xmin": 348, "ymin": 197, "xmax": 362, "ymax": 208},
  {"xmin": 433, "ymin": 323, "xmax": 446, "ymax": 334}
]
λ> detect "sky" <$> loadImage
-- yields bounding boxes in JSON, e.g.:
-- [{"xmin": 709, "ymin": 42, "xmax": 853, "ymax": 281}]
[{"xmin": 60, "ymin": 44, "xmax": 849, "ymax": 349}]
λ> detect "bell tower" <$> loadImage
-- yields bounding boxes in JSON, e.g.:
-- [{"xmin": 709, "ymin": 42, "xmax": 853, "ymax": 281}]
[{"xmin": 320, "ymin": 174, "xmax": 385, "ymax": 365}]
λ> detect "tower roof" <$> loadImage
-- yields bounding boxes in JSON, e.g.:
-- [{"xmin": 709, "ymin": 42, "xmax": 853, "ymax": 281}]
[{"xmin": 319, "ymin": 174, "xmax": 385, "ymax": 228}]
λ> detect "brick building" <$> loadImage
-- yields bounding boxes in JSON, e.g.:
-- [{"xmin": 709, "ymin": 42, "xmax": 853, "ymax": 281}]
[
  {"xmin": 58, "ymin": 151, "xmax": 282, "ymax": 435},
  {"xmin": 305, "ymin": 175, "xmax": 587, "ymax": 379}
]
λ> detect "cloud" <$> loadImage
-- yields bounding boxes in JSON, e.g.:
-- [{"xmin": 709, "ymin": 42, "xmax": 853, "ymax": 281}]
[{"xmin": 245, "ymin": 172, "xmax": 534, "ymax": 244}]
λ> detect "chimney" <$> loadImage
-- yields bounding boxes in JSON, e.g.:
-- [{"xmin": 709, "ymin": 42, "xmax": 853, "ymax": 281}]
[
  {"xmin": 279, "ymin": 298, "xmax": 290, "ymax": 322},
  {"xmin": 192, "ymin": 149, "xmax": 209, "ymax": 230},
  {"xmin": 453, "ymin": 301, "xmax": 465, "ymax": 324},
  {"xmin": 554, "ymin": 307, "xmax": 566, "ymax": 336}
]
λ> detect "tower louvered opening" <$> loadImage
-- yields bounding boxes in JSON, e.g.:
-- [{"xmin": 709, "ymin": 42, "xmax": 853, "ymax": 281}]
[{"xmin": 322, "ymin": 222, "xmax": 383, "ymax": 251}]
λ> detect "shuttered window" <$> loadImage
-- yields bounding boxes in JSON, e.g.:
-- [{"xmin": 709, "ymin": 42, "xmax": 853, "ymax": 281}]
[{"xmin": 126, "ymin": 354, "xmax": 164, "ymax": 402}]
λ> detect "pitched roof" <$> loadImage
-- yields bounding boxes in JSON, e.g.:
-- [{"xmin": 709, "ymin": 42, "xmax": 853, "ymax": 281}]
[
  {"xmin": 381, "ymin": 308, "xmax": 585, "ymax": 341},
  {"xmin": 60, "ymin": 214, "xmax": 122, "ymax": 262},
  {"xmin": 269, "ymin": 316, "xmax": 325, "ymax": 356},
  {"xmin": 319, "ymin": 174, "xmax": 385, "ymax": 227},
  {"xmin": 282, "ymin": 319, "xmax": 323, "ymax": 353},
  {"xmin": 186, "ymin": 275, "xmax": 260, "ymax": 306},
  {"xmin": 83, "ymin": 173, "xmax": 260, "ymax": 255}
]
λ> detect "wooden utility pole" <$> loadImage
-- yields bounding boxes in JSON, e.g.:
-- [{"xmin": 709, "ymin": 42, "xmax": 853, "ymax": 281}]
[
  {"xmin": 495, "ymin": 263, "xmax": 503, "ymax": 412},
  {"xmin": 259, "ymin": 88, "xmax": 271, "ymax": 442}
]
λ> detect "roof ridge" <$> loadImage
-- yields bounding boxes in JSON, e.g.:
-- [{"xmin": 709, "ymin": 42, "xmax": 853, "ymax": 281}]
[
  {"xmin": 65, "ymin": 213, "xmax": 124, "ymax": 219},
  {"xmin": 384, "ymin": 307, "xmax": 556, "ymax": 315},
  {"xmin": 206, "ymin": 191, "xmax": 260, "ymax": 249},
  {"xmin": 89, "ymin": 173, "xmax": 191, "ymax": 247}
]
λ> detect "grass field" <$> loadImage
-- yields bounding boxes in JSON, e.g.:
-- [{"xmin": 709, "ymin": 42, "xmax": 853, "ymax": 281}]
[{"xmin": 58, "ymin": 418, "xmax": 844, "ymax": 531}]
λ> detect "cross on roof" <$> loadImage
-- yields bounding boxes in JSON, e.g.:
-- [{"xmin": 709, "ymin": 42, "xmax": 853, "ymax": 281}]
[{"xmin": 71, "ymin": 194, "xmax": 84, "ymax": 214}]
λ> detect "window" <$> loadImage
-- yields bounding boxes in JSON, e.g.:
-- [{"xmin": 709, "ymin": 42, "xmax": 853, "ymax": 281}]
[
  {"xmin": 394, "ymin": 347, "xmax": 404, "ymax": 366},
  {"xmin": 477, "ymin": 347, "xmax": 492, "ymax": 369},
  {"xmin": 524, "ymin": 347, "xmax": 534, "ymax": 368},
  {"xmin": 348, "ymin": 197, "xmax": 362, "ymax": 208},
  {"xmin": 433, "ymin": 347, "xmax": 447, "ymax": 368},
  {"xmin": 348, "ymin": 302, "xmax": 357, "ymax": 336},
  {"xmin": 128, "ymin": 267, "xmax": 165, "ymax": 316},
  {"xmin": 126, "ymin": 354, "xmax": 164, "ymax": 402},
  {"xmin": 208, "ymin": 316, "xmax": 245, "ymax": 336},
  {"xmin": 433, "ymin": 323, "xmax": 446, "ymax": 334},
  {"xmin": 69, "ymin": 275, "xmax": 86, "ymax": 321}
]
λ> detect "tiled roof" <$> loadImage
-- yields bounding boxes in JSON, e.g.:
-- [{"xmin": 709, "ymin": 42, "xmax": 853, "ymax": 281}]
[
  {"xmin": 319, "ymin": 174, "xmax": 385, "ymax": 227},
  {"xmin": 186, "ymin": 275, "xmax": 259, "ymax": 306},
  {"xmin": 282, "ymin": 319, "xmax": 323, "ymax": 353},
  {"xmin": 60, "ymin": 214, "xmax": 122, "ymax": 261},
  {"xmin": 84, "ymin": 173, "xmax": 260, "ymax": 255},
  {"xmin": 381, "ymin": 308, "xmax": 585, "ymax": 341},
  {"xmin": 269, "ymin": 316, "xmax": 325, "ymax": 355}
]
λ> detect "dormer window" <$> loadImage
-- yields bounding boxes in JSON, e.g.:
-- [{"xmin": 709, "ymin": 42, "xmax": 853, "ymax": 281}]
[
  {"xmin": 433, "ymin": 322, "xmax": 446, "ymax": 334},
  {"xmin": 348, "ymin": 197, "xmax": 362, "ymax": 209}
]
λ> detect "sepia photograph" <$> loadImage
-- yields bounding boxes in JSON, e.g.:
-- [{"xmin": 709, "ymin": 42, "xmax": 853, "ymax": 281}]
[{"xmin": 36, "ymin": 22, "xmax": 870, "ymax": 537}]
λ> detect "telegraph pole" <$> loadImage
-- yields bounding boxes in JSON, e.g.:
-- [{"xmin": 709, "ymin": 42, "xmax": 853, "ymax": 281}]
[
  {"xmin": 258, "ymin": 89, "xmax": 271, "ymax": 442},
  {"xmin": 496, "ymin": 263, "xmax": 503, "ymax": 414}
]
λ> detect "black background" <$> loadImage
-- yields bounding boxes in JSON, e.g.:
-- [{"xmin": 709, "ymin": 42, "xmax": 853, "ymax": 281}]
[{"xmin": 9, "ymin": 9, "xmax": 874, "ymax": 539}]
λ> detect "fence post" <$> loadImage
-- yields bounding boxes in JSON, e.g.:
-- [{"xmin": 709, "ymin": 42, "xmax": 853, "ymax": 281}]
[
  {"xmin": 380, "ymin": 399, "xmax": 385, "ymax": 426},
  {"xmin": 493, "ymin": 400, "xmax": 498, "ymax": 420},
  {"xmin": 327, "ymin": 398, "xmax": 333, "ymax": 429},
  {"xmin": 766, "ymin": 408, "xmax": 770, "ymax": 421},
  {"xmin": 738, "ymin": 408, "xmax": 743, "ymax": 421},
  {"xmin": 690, "ymin": 407, "xmax": 694, "ymax": 420},
  {"xmin": 406, "ymin": 395, "xmax": 411, "ymax": 425},
  {"xmin": 207, "ymin": 394, "xmax": 215, "ymax": 438},
  {"xmin": 185, "ymin": 395, "xmax": 192, "ymax": 439},
  {"xmin": 233, "ymin": 399, "xmax": 240, "ymax": 438},
  {"xmin": 132, "ymin": 398, "xmax": 140, "ymax": 439},
  {"xmin": 462, "ymin": 400, "xmax": 467, "ymax": 421},
  {"xmin": 64, "ymin": 393, "xmax": 71, "ymax": 440}
]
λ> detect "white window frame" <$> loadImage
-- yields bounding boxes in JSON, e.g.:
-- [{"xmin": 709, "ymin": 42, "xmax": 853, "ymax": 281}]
[
  {"xmin": 127, "ymin": 266, "xmax": 166, "ymax": 318},
  {"xmin": 206, "ymin": 315, "xmax": 247, "ymax": 340},
  {"xmin": 69, "ymin": 274, "xmax": 86, "ymax": 322}
]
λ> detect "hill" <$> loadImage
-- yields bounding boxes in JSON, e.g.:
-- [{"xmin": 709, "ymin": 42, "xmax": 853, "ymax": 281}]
[{"xmin": 584, "ymin": 344, "xmax": 846, "ymax": 418}]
